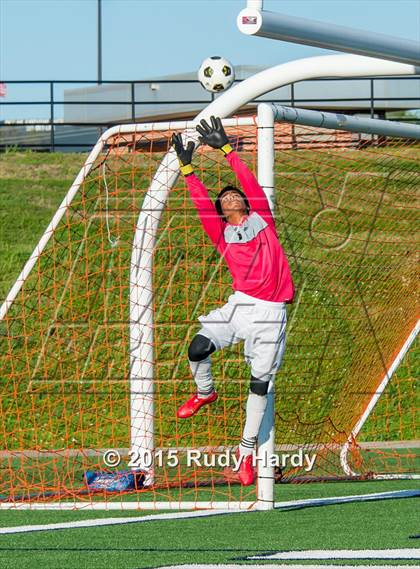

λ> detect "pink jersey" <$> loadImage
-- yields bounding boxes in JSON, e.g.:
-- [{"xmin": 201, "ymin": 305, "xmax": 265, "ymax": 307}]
[{"xmin": 185, "ymin": 151, "xmax": 295, "ymax": 303}]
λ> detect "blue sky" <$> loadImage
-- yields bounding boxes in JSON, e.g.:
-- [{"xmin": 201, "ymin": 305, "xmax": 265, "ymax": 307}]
[
  {"xmin": 1, "ymin": 0, "xmax": 419, "ymax": 81},
  {"xmin": 0, "ymin": 0, "xmax": 419, "ymax": 121}
]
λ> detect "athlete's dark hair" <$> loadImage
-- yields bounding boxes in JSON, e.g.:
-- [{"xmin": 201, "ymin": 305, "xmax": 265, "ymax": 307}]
[{"xmin": 215, "ymin": 185, "xmax": 250, "ymax": 222}]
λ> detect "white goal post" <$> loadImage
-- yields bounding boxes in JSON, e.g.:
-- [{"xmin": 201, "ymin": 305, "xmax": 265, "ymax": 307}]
[
  {"xmin": 1, "ymin": 50, "xmax": 419, "ymax": 510},
  {"xmin": 129, "ymin": 102, "xmax": 420, "ymax": 505},
  {"xmin": 130, "ymin": 107, "xmax": 278, "ymax": 508},
  {"xmin": 2, "ymin": 51, "xmax": 418, "ymax": 324},
  {"xmin": 1, "ymin": 103, "xmax": 418, "ymax": 510}
]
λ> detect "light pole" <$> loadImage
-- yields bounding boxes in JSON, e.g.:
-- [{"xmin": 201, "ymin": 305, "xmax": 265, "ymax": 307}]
[{"xmin": 98, "ymin": 0, "xmax": 102, "ymax": 84}]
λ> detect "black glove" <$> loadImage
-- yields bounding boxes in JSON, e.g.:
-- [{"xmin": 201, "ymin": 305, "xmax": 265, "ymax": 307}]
[
  {"xmin": 172, "ymin": 133, "xmax": 195, "ymax": 166},
  {"xmin": 172, "ymin": 133, "xmax": 195, "ymax": 176},
  {"xmin": 196, "ymin": 116, "xmax": 232, "ymax": 155}
]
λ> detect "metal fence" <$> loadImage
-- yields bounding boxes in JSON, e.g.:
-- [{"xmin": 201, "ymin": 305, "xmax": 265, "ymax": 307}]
[{"xmin": 0, "ymin": 77, "xmax": 419, "ymax": 152}]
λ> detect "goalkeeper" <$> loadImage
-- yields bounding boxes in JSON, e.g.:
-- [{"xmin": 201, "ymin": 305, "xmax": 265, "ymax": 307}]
[{"xmin": 172, "ymin": 117, "xmax": 294, "ymax": 485}]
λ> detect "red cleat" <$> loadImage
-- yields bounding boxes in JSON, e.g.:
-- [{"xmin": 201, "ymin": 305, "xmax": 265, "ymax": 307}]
[
  {"xmin": 237, "ymin": 450, "xmax": 256, "ymax": 486},
  {"xmin": 177, "ymin": 391, "xmax": 218, "ymax": 419}
]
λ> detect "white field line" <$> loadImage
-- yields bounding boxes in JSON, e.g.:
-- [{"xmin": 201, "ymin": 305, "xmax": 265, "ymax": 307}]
[
  {"xmin": 0, "ymin": 508, "xmax": 246, "ymax": 534},
  {"xmin": 274, "ymin": 489, "xmax": 420, "ymax": 510},
  {"xmin": 249, "ymin": 549, "xmax": 420, "ymax": 560}
]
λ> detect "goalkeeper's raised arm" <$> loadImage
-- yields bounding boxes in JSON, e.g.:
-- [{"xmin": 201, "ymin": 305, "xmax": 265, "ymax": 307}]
[
  {"xmin": 172, "ymin": 132, "xmax": 224, "ymax": 249},
  {"xmin": 196, "ymin": 116, "xmax": 275, "ymax": 230},
  {"xmin": 172, "ymin": 118, "xmax": 294, "ymax": 304}
]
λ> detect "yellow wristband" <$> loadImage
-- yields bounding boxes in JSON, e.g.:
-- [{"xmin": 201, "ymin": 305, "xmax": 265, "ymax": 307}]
[
  {"xmin": 180, "ymin": 164, "xmax": 194, "ymax": 176},
  {"xmin": 221, "ymin": 144, "xmax": 233, "ymax": 156}
]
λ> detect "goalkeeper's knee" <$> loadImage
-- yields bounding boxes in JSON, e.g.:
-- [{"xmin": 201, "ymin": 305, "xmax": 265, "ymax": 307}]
[
  {"xmin": 188, "ymin": 334, "xmax": 217, "ymax": 362},
  {"xmin": 250, "ymin": 373, "xmax": 272, "ymax": 396}
]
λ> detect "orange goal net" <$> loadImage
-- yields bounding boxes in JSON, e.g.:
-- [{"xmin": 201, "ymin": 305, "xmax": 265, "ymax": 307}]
[{"xmin": 0, "ymin": 116, "xmax": 418, "ymax": 508}]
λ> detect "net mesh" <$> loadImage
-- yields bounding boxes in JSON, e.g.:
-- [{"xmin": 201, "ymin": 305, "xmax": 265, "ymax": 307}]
[
  {"xmin": 0, "ymin": 119, "xmax": 418, "ymax": 506},
  {"xmin": 271, "ymin": 123, "xmax": 418, "ymax": 481}
]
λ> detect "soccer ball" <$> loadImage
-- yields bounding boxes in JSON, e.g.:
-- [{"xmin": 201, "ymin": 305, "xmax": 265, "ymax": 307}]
[{"xmin": 198, "ymin": 56, "xmax": 235, "ymax": 93}]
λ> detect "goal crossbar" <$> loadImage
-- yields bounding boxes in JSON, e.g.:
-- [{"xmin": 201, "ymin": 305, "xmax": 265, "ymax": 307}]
[
  {"xmin": 1, "ymin": 60, "xmax": 419, "ymax": 508},
  {"xmin": 0, "ymin": 117, "xmax": 255, "ymax": 324}
]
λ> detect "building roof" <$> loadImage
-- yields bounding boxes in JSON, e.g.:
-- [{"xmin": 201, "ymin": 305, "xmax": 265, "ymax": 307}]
[{"xmin": 63, "ymin": 65, "xmax": 420, "ymax": 124}]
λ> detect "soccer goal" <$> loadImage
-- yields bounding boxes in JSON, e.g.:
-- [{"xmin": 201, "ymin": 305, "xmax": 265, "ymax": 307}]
[{"xmin": 0, "ymin": 102, "xmax": 418, "ymax": 510}]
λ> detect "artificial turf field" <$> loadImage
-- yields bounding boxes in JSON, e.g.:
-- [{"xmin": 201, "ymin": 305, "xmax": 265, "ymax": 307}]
[
  {"xmin": 0, "ymin": 150, "xmax": 418, "ymax": 567},
  {"xmin": 0, "ymin": 481, "xmax": 418, "ymax": 569}
]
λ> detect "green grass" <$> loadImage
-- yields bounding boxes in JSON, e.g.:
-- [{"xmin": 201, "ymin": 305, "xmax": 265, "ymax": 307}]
[
  {"xmin": 0, "ymin": 481, "xmax": 418, "ymax": 568},
  {"xmin": 0, "ymin": 147, "xmax": 418, "ymax": 501},
  {"xmin": 0, "ymin": 149, "xmax": 418, "ymax": 567},
  {"xmin": 0, "ymin": 152, "xmax": 86, "ymax": 299}
]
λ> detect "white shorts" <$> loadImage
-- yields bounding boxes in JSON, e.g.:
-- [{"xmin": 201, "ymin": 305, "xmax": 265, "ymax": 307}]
[{"xmin": 197, "ymin": 290, "xmax": 287, "ymax": 379}]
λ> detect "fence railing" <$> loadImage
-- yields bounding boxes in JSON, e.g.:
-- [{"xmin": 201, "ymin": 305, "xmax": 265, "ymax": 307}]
[{"xmin": 0, "ymin": 77, "xmax": 419, "ymax": 151}]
